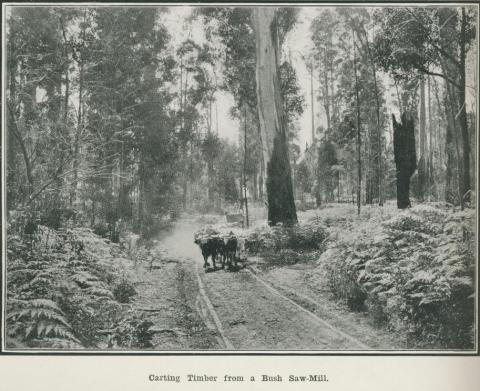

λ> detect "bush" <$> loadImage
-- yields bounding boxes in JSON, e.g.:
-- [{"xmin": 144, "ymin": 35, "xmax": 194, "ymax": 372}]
[
  {"xmin": 6, "ymin": 225, "xmax": 137, "ymax": 349},
  {"xmin": 288, "ymin": 221, "xmax": 328, "ymax": 250},
  {"xmin": 93, "ymin": 222, "xmax": 110, "ymax": 238},
  {"xmin": 246, "ymin": 220, "xmax": 328, "ymax": 255},
  {"xmin": 317, "ymin": 204, "xmax": 475, "ymax": 349},
  {"xmin": 260, "ymin": 249, "xmax": 304, "ymax": 266},
  {"xmin": 107, "ymin": 313, "xmax": 154, "ymax": 349},
  {"xmin": 113, "ymin": 280, "xmax": 137, "ymax": 303}
]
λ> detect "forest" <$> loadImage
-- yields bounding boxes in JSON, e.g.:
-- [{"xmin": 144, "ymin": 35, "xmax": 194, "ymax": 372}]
[{"xmin": 4, "ymin": 5, "xmax": 477, "ymax": 351}]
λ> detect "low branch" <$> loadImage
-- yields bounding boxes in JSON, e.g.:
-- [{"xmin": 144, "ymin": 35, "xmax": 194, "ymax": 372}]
[
  {"xmin": 417, "ymin": 66, "xmax": 461, "ymax": 89},
  {"xmin": 23, "ymin": 155, "xmax": 74, "ymax": 208}
]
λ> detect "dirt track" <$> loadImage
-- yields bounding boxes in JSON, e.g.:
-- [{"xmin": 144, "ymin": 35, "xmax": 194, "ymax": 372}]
[{"xmin": 132, "ymin": 217, "xmax": 400, "ymax": 351}]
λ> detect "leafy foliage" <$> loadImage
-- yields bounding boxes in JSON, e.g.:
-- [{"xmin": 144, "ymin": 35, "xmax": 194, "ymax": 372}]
[
  {"xmin": 317, "ymin": 203, "xmax": 475, "ymax": 348},
  {"xmin": 5, "ymin": 217, "xmax": 152, "ymax": 349}
]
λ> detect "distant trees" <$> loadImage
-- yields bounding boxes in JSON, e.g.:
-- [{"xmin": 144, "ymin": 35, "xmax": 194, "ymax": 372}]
[
  {"xmin": 309, "ymin": 8, "xmax": 388, "ymax": 210},
  {"xmin": 373, "ymin": 6, "xmax": 477, "ymax": 209},
  {"xmin": 306, "ymin": 6, "xmax": 476, "ymax": 211},
  {"xmin": 5, "ymin": 8, "xmax": 221, "ymax": 236},
  {"xmin": 198, "ymin": 7, "xmax": 303, "ymax": 225},
  {"xmin": 6, "ymin": 5, "xmax": 476, "ymax": 237}
]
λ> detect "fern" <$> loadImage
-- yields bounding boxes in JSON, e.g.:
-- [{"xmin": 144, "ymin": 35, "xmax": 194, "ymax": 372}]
[
  {"xmin": 84, "ymin": 287, "xmax": 114, "ymax": 299},
  {"xmin": 7, "ymin": 298, "xmax": 81, "ymax": 345}
]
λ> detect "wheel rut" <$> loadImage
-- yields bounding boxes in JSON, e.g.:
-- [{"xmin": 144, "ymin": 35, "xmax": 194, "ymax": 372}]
[{"xmin": 148, "ymin": 217, "xmax": 382, "ymax": 351}]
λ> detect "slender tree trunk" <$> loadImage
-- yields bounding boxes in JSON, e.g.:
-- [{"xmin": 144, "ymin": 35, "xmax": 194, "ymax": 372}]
[
  {"xmin": 182, "ymin": 144, "xmax": 188, "ymax": 210},
  {"xmin": 70, "ymin": 12, "xmax": 87, "ymax": 208},
  {"xmin": 138, "ymin": 158, "xmax": 145, "ymax": 234},
  {"xmin": 417, "ymin": 77, "xmax": 427, "ymax": 201},
  {"xmin": 61, "ymin": 16, "xmax": 70, "ymax": 125},
  {"xmin": 353, "ymin": 31, "xmax": 362, "ymax": 215},
  {"xmin": 427, "ymin": 75, "xmax": 433, "ymax": 200},
  {"xmin": 432, "ymin": 76, "xmax": 449, "ymax": 200},
  {"xmin": 310, "ymin": 59, "xmax": 315, "ymax": 144},
  {"xmin": 445, "ymin": 111, "xmax": 456, "ymax": 204},
  {"xmin": 362, "ymin": 29, "xmax": 384, "ymax": 206},
  {"xmin": 253, "ymin": 7, "xmax": 297, "ymax": 226},
  {"xmin": 244, "ymin": 105, "xmax": 249, "ymax": 228},
  {"xmin": 323, "ymin": 47, "xmax": 331, "ymax": 136},
  {"xmin": 458, "ymin": 7, "xmax": 470, "ymax": 203},
  {"xmin": 70, "ymin": 59, "xmax": 83, "ymax": 207},
  {"xmin": 253, "ymin": 167, "xmax": 258, "ymax": 202}
]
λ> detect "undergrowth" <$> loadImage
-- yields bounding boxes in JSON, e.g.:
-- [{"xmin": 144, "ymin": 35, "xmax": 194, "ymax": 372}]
[
  {"xmin": 6, "ymin": 213, "xmax": 152, "ymax": 349},
  {"xmin": 246, "ymin": 220, "xmax": 328, "ymax": 266},
  {"xmin": 313, "ymin": 203, "xmax": 475, "ymax": 349}
]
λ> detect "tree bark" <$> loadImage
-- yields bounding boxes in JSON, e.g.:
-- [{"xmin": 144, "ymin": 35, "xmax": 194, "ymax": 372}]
[
  {"xmin": 369, "ymin": 42, "xmax": 383, "ymax": 206},
  {"xmin": 253, "ymin": 8, "xmax": 297, "ymax": 226},
  {"xmin": 323, "ymin": 47, "xmax": 331, "ymax": 136},
  {"xmin": 445, "ymin": 78, "xmax": 464, "ymax": 208},
  {"xmin": 417, "ymin": 77, "xmax": 428, "ymax": 201},
  {"xmin": 458, "ymin": 7, "xmax": 470, "ymax": 203},
  {"xmin": 392, "ymin": 113, "xmax": 417, "ymax": 209},
  {"xmin": 310, "ymin": 60, "xmax": 315, "ymax": 145},
  {"xmin": 353, "ymin": 31, "xmax": 362, "ymax": 215}
]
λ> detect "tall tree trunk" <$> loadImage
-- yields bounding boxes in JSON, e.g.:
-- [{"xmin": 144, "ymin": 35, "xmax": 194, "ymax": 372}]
[
  {"xmin": 392, "ymin": 113, "xmax": 417, "ymax": 209},
  {"xmin": 253, "ymin": 7, "xmax": 297, "ymax": 226},
  {"xmin": 138, "ymin": 158, "xmax": 145, "ymax": 234},
  {"xmin": 243, "ymin": 104, "xmax": 249, "ymax": 227},
  {"xmin": 427, "ymin": 75, "xmax": 434, "ymax": 200},
  {"xmin": 432, "ymin": 76, "xmax": 450, "ymax": 201},
  {"xmin": 207, "ymin": 159, "xmax": 214, "ymax": 210},
  {"xmin": 458, "ymin": 7, "xmax": 470, "ymax": 203},
  {"xmin": 70, "ymin": 58, "xmax": 83, "ymax": 207},
  {"xmin": 353, "ymin": 31, "xmax": 362, "ymax": 215},
  {"xmin": 70, "ymin": 11, "xmax": 87, "ymax": 208},
  {"xmin": 445, "ymin": 79, "xmax": 464, "ymax": 208},
  {"xmin": 445, "ymin": 112, "xmax": 456, "ymax": 204},
  {"xmin": 182, "ymin": 144, "xmax": 188, "ymax": 210},
  {"xmin": 60, "ymin": 15, "xmax": 70, "ymax": 125},
  {"xmin": 417, "ymin": 77, "xmax": 428, "ymax": 201},
  {"xmin": 361, "ymin": 28, "xmax": 384, "ymax": 206},
  {"xmin": 323, "ymin": 47, "xmax": 331, "ymax": 137},
  {"xmin": 310, "ymin": 59, "xmax": 315, "ymax": 144},
  {"xmin": 253, "ymin": 169, "xmax": 258, "ymax": 202},
  {"xmin": 259, "ymin": 159, "xmax": 264, "ymax": 201}
]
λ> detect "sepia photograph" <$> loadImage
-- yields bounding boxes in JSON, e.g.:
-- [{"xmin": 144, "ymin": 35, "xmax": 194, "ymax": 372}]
[{"xmin": 1, "ymin": 2, "xmax": 478, "ymax": 353}]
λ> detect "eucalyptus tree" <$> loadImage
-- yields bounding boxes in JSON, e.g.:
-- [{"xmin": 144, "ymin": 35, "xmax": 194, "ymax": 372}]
[{"xmin": 373, "ymin": 6, "xmax": 477, "ymax": 208}]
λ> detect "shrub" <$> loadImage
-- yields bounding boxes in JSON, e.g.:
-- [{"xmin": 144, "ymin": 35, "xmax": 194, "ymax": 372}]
[
  {"xmin": 6, "ymin": 225, "xmax": 136, "ymax": 349},
  {"xmin": 93, "ymin": 222, "xmax": 110, "ymax": 238},
  {"xmin": 107, "ymin": 313, "xmax": 155, "ymax": 349},
  {"xmin": 245, "ymin": 220, "xmax": 328, "ymax": 255},
  {"xmin": 318, "ymin": 204, "xmax": 475, "ymax": 349},
  {"xmin": 113, "ymin": 280, "xmax": 137, "ymax": 303}
]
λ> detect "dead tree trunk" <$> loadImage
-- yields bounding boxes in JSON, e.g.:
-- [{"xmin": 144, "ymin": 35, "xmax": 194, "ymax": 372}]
[
  {"xmin": 392, "ymin": 113, "xmax": 417, "ymax": 209},
  {"xmin": 253, "ymin": 8, "xmax": 297, "ymax": 226}
]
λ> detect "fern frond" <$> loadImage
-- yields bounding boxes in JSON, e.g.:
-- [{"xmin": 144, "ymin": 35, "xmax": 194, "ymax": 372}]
[
  {"xmin": 30, "ymin": 299, "xmax": 63, "ymax": 312},
  {"xmin": 85, "ymin": 287, "xmax": 114, "ymax": 299}
]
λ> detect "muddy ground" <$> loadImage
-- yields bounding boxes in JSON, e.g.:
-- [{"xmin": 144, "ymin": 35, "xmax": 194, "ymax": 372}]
[{"xmin": 130, "ymin": 216, "xmax": 402, "ymax": 351}]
